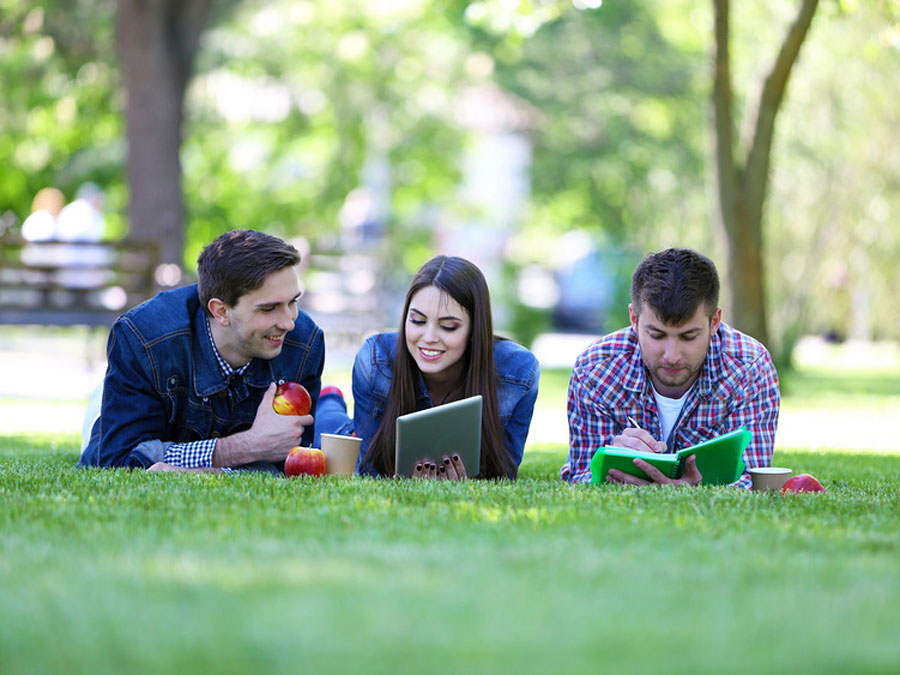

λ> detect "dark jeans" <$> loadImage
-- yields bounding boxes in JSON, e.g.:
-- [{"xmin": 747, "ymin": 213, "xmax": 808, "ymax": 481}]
[{"xmin": 313, "ymin": 391, "xmax": 354, "ymax": 448}]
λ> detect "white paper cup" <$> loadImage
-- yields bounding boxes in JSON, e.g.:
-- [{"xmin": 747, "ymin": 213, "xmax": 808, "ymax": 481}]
[
  {"xmin": 749, "ymin": 467, "xmax": 792, "ymax": 492},
  {"xmin": 320, "ymin": 433, "xmax": 362, "ymax": 476}
]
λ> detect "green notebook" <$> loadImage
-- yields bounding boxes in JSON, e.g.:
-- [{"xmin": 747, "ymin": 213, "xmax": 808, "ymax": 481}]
[{"xmin": 589, "ymin": 427, "xmax": 751, "ymax": 486}]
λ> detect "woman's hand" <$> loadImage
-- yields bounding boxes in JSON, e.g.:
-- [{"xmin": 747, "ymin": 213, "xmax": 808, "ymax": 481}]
[{"xmin": 411, "ymin": 454, "xmax": 468, "ymax": 480}]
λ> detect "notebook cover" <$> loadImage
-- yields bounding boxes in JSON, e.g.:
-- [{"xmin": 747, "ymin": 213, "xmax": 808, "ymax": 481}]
[
  {"xmin": 674, "ymin": 427, "xmax": 749, "ymax": 485},
  {"xmin": 589, "ymin": 447, "xmax": 680, "ymax": 484},
  {"xmin": 590, "ymin": 427, "xmax": 751, "ymax": 485}
]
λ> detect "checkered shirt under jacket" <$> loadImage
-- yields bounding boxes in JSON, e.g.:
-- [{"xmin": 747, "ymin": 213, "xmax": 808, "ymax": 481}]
[{"xmin": 163, "ymin": 318, "xmax": 249, "ymax": 469}]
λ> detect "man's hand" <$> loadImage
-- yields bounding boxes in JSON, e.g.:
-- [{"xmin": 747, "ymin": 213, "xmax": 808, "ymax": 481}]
[
  {"xmin": 606, "ymin": 454, "xmax": 703, "ymax": 487},
  {"xmin": 147, "ymin": 462, "xmax": 221, "ymax": 473},
  {"xmin": 612, "ymin": 427, "xmax": 666, "ymax": 453},
  {"xmin": 213, "ymin": 383, "xmax": 314, "ymax": 467}
]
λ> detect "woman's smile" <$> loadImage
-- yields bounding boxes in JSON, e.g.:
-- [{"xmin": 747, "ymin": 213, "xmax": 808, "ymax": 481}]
[{"xmin": 405, "ymin": 285, "xmax": 471, "ymax": 384}]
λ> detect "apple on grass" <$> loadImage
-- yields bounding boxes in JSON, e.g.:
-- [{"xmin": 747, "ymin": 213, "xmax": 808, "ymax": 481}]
[
  {"xmin": 285, "ymin": 446, "xmax": 326, "ymax": 477},
  {"xmin": 273, "ymin": 382, "xmax": 311, "ymax": 416},
  {"xmin": 782, "ymin": 473, "xmax": 826, "ymax": 494}
]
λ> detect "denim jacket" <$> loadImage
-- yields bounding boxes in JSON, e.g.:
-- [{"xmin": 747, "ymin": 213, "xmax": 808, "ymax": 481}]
[
  {"xmin": 352, "ymin": 332, "xmax": 540, "ymax": 478},
  {"xmin": 78, "ymin": 284, "xmax": 324, "ymax": 469}
]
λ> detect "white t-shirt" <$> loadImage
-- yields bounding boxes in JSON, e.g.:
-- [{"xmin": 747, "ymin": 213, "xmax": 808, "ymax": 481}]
[{"xmin": 652, "ymin": 385, "xmax": 692, "ymax": 447}]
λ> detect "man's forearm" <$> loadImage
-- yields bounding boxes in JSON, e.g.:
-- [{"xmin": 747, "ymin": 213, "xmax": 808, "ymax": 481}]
[{"xmin": 212, "ymin": 431, "xmax": 258, "ymax": 467}]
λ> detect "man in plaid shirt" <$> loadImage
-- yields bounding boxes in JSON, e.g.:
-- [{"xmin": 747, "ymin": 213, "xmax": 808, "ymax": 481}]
[{"xmin": 561, "ymin": 248, "xmax": 780, "ymax": 488}]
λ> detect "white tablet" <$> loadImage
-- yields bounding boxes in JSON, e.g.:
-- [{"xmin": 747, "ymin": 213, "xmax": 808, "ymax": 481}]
[{"xmin": 394, "ymin": 395, "xmax": 482, "ymax": 478}]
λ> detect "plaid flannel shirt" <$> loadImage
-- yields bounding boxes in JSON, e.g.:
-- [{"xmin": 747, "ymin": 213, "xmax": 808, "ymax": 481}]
[
  {"xmin": 561, "ymin": 322, "xmax": 780, "ymax": 488},
  {"xmin": 163, "ymin": 319, "xmax": 248, "ymax": 470}
]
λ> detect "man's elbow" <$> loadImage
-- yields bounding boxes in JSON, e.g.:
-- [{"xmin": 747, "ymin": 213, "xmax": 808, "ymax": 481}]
[{"xmin": 77, "ymin": 439, "xmax": 169, "ymax": 470}]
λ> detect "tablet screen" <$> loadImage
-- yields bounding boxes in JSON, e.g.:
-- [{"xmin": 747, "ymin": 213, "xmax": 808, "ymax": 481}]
[{"xmin": 394, "ymin": 395, "xmax": 482, "ymax": 478}]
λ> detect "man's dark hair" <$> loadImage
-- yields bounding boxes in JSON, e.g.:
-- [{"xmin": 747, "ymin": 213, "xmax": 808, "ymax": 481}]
[
  {"xmin": 197, "ymin": 230, "xmax": 301, "ymax": 314},
  {"xmin": 631, "ymin": 248, "xmax": 720, "ymax": 326}
]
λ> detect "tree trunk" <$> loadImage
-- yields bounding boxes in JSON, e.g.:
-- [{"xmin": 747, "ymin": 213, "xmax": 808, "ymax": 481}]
[
  {"xmin": 116, "ymin": 0, "xmax": 211, "ymax": 273},
  {"xmin": 712, "ymin": 0, "xmax": 819, "ymax": 347}
]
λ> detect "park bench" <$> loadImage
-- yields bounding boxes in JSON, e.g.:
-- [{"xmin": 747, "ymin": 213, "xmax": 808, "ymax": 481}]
[{"xmin": 0, "ymin": 232, "xmax": 160, "ymax": 327}]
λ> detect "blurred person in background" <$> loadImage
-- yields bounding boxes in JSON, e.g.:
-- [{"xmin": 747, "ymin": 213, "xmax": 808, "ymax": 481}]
[
  {"xmin": 21, "ymin": 186, "xmax": 65, "ymax": 242},
  {"xmin": 54, "ymin": 182, "xmax": 110, "ymax": 290},
  {"xmin": 56, "ymin": 182, "xmax": 106, "ymax": 242}
]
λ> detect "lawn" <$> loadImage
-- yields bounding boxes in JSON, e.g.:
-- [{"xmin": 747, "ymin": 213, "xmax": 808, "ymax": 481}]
[{"xmin": 2, "ymin": 364, "xmax": 900, "ymax": 674}]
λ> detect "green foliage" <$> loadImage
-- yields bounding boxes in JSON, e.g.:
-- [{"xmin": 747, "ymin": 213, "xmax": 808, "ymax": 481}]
[
  {"xmin": 0, "ymin": 0, "xmax": 124, "ymax": 231},
  {"xmin": 765, "ymin": 2, "xmax": 900, "ymax": 347},
  {"xmin": 455, "ymin": 1, "xmax": 710, "ymax": 251},
  {"xmin": 2, "ymin": 0, "xmax": 900, "ymax": 351},
  {"xmin": 181, "ymin": 1, "xmax": 469, "ymax": 273}
]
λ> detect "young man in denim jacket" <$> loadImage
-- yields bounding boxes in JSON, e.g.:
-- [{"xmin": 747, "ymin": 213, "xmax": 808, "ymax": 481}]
[{"xmin": 78, "ymin": 229, "xmax": 324, "ymax": 473}]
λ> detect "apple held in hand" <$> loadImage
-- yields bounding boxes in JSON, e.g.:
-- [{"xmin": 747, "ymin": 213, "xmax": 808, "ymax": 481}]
[
  {"xmin": 782, "ymin": 473, "xmax": 826, "ymax": 494},
  {"xmin": 284, "ymin": 446, "xmax": 326, "ymax": 477},
  {"xmin": 273, "ymin": 381, "xmax": 311, "ymax": 416}
]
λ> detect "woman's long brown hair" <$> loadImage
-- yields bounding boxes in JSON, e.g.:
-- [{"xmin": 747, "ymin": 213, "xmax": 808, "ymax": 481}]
[{"xmin": 364, "ymin": 256, "xmax": 512, "ymax": 479}]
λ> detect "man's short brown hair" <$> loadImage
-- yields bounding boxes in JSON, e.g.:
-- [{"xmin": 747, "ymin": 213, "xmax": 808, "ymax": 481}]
[
  {"xmin": 631, "ymin": 248, "xmax": 720, "ymax": 326},
  {"xmin": 197, "ymin": 230, "xmax": 301, "ymax": 314}
]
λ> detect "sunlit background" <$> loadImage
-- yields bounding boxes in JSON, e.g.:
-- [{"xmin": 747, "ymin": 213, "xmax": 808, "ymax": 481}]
[{"xmin": 1, "ymin": 0, "xmax": 898, "ymax": 364}]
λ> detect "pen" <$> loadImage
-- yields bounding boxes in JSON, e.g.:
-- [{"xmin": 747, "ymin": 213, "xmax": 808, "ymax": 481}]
[{"xmin": 627, "ymin": 415, "xmax": 641, "ymax": 428}]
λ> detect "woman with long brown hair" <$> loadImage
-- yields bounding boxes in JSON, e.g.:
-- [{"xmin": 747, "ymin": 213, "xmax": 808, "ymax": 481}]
[{"xmin": 315, "ymin": 255, "xmax": 539, "ymax": 479}]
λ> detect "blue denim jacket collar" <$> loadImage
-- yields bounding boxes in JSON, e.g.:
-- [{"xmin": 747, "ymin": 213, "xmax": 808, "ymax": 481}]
[{"xmin": 190, "ymin": 308, "xmax": 284, "ymax": 398}]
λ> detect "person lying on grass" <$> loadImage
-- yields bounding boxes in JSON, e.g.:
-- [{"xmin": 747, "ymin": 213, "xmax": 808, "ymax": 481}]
[
  {"xmin": 315, "ymin": 255, "xmax": 539, "ymax": 480},
  {"xmin": 561, "ymin": 247, "xmax": 780, "ymax": 488},
  {"xmin": 78, "ymin": 229, "xmax": 324, "ymax": 473}
]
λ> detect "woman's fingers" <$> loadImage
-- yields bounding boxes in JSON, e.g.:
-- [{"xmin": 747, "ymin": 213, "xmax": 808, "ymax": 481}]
[
  {"xmin": 450, "ymin": 453, "xmax": 467, "ymax": 480},
  {"xmin": 442, "ymin": 455, "xmax": 458, "ymax": 480},
  {"xmin": 413, "ymin": 457, "xmax": 465, "ymax": 480}
]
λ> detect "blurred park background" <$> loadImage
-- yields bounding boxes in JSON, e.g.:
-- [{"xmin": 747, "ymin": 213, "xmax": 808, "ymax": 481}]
[{"xmin": 1, "ymin": 0, "xmax": 899, "ymax": 433}]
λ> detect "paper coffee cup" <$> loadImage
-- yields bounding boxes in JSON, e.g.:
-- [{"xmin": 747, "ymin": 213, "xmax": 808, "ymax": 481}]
[
  {"xmin": 320, "ymin": 433, "xmax": 362, "ymax": 476},
  {"xmin": 749, "ymin": 467, "xmax": 792, "ymax": 491}
]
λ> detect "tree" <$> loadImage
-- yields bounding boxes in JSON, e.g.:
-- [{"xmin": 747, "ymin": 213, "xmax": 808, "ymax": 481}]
[
  {"xmin": 712, "ymin": 0, "xmax": 820, "ymax": 345},
  {"xmin": 116, "ymin": 0, "xmax": 213, "ymax": 269},
  {"xmin": 0, "ymin": 1, "xmax": 122, "ymax": 229},
  {"xmin": 180, "ymin": 1, "xmax": 470, "ymax": 269},
  {"xmin": 765, "ymin": 2, "xmax": 900, "ymax": 352}
]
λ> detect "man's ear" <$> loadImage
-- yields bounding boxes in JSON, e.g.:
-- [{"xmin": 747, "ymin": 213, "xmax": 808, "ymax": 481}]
[
  {"xmin": 710, "ymin": 307, "xmax": 722, "ymax": 335},
  {"xmin": 629, "ymin": 303, "xmax": 639, "ymax": 330},
  {"xmin": 208, "ymin": 298, "xmax": 230, "ymax": 326}
]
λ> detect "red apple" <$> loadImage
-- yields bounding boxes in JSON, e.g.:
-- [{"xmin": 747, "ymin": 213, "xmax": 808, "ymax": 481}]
[
  {"xmin": 273, "ymin": 382, "xmax": 311, "ymax": 416},
  {"xmin": 284, "ymin": 446, "xmax": 326, "ymax": 477},
  {"xmin": 781, "ymin": 473, "xmax": 826, "ymax": 494}
]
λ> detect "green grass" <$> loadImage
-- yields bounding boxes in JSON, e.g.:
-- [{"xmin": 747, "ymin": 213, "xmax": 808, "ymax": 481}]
[
  {"xmin": 2, "ymin": 365, "xmax": 900, "ymax": 673},
  {"xmin": 2, "ymin": 438, "xmax": 899, "ymax": 673},
  {"xmin": 781, "ymin": 368, "xmax": 900, "ymax": 411}
]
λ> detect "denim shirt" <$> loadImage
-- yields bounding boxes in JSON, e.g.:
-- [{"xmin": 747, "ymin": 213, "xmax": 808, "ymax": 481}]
[
  {"xmin": 352, "ymin": 332, "xmax": 540, "ymax": 478},
  {"xmin": 78, "ymin": 284, "xmax": 324, "ymax": 469}
]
